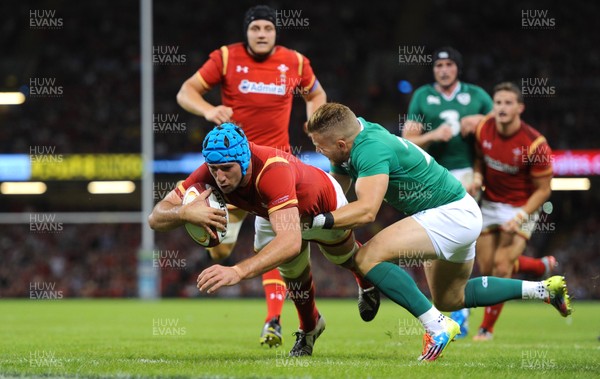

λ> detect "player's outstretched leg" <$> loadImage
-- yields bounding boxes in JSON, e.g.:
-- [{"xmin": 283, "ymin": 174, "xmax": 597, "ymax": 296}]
[{"xmin": 463, "ymin": 275, "xmax": 573, "ymax": 320}]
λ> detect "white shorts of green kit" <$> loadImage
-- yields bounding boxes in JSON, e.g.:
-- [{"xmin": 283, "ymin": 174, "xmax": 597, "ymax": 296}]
[{"xmin": 412, "ymin": 194, "xmax": 483, "ymax": 263}]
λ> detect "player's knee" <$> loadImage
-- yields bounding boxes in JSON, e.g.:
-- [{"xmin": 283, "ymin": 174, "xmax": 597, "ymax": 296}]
[{"xmin": 278, "ymin": 245, "xmax": 310, "ymax": 279}]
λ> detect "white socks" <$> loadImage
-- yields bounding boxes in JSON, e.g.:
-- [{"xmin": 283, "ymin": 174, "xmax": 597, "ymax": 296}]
[
  {"xmin": 418, "ymin": 306, "xmax": 446, "ymax": 335},
  {"xmin": 522, "ymin": 281, "xmax": 549, "ymax": 300}
]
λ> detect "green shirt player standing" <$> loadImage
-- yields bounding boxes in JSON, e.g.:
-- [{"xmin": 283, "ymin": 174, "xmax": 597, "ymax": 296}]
[
  {"xmin": 307, "ymin": 102, "xmax": 572, "ymax": 362},
  {"xmin": 403, "ymin": 47, "xmax": 493, "ymax": 185}
]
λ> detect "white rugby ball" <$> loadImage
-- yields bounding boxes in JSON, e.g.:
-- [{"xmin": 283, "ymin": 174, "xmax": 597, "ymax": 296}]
[{"xmin": 182, "ymin": 183, "xmax": 229, "ymax": 247}]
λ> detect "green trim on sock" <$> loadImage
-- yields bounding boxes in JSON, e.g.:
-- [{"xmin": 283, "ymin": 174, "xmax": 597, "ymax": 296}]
[
  {"xmin": 365, "ymin": 262, "xmax": 432, "ymax": 317},
  {"xmin": 464, "ymin": 276, "xmax": 523, "ymax": 308}
]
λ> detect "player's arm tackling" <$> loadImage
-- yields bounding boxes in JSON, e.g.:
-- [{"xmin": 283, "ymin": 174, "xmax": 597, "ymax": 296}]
[{"xmin": 317, "ymin": 174, "xmax": 388, "ymax": 229}]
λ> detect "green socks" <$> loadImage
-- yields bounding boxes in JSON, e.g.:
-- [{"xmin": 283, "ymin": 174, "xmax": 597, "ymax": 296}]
[
  {"xmin": 365, "ymin": 262, "xmax": 432, "ymax": 317},
  {"xmin": 464, "ymin": 276, "xmax": 523, "ymax": 307},
  {"xmin": 365, "ymin": 265, "xmax": 527, "ymax": 315}
]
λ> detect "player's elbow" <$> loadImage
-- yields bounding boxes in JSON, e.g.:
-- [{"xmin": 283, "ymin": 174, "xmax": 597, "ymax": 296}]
[
  {"xmin": 147, "ymin": 211, "xmax": 169, "ymax": 232},
  {"xmin": 147, "ymin": 213, "xmax": 159, "ymax": 230},
  {"xmin": 361, "ymin": 211, "xmax": 377, "ymax": 224},
  {"xmin": 175, "ymin": 85, "xmax": 187, "ymax": 108},
  {"xmin": 148, "ymin": 212, "xmax": 161, "ymax": 231},
  {"xmin": 357, "ymin": 202, "xmax": 379, "ymax": 224}
]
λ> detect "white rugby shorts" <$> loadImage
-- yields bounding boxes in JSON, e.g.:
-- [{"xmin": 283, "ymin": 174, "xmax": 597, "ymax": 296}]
[
  {"xmin": 411, "ymin": 194, "xmax": 483, "ymax": 263},
  {"xmin": 480, "ymin": 199, "xmax": 539, "ymax": 240}
]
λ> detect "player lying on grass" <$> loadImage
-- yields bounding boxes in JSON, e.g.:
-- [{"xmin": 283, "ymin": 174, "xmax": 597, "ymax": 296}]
[
  {"xmin": 306, "ymin": 102, "xmax": 572, "ymax": 361},
  {"xmin": 148, "ymin": 123, "xmax": 380, "ymax": 357}
]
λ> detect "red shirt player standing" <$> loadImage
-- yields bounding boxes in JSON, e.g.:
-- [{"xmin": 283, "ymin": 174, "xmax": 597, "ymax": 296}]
[
  {"xmin": 175, "ymin": 5, "xmax": 326, "ymax": 347},
  {"xmin": 470, "ymin": 82, "xmax": 554, "ymax": 341}
]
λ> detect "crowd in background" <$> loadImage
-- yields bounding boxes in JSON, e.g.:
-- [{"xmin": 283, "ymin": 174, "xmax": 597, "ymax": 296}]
[
  {"xmin": 1, "ymin": 196, "xmax": 598, "ymax": 299},
  {"xmin": 0, "ymin": 1, "xmax": 598, "ymax": 299}
]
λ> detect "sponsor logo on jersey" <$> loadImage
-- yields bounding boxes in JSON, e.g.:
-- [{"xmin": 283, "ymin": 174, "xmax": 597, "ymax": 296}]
[
  {"xmin": 426, "ymin": 95, "xmax": 440, "ymax": 105},
  {"xmin": 236, "ymin": 65, "xmax": 248, "ymax": 73},
  {"xmin": 484, "ymin": 155, "xmax": 519, "ymax": 174},
  {"xmin": 482, "ymin": 140, "xmax": 493, "ymax": 150},
  {"xmin": 456, "ymin": 93, "xmax": 471, "ymax": 105},
  {"xmin": 238, "ymin": 79, "xmax": 286, "ymax": 95}
]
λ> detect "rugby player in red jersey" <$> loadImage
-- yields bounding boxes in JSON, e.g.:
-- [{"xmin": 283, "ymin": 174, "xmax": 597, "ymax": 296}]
[
  {"xmin": 149, "ymin": 124, "xmax": 379, "ymax": 356},
  {"xmin": 175, "ymin": 5, "xmax": 335, "ymax": 346},
  {"xmin": 470, "ymin": 82, "xmax": 557, "ymax": 340}
]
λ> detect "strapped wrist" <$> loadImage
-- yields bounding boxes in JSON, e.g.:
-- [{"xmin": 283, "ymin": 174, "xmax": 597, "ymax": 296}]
[{"xmin": 312, "ymin": 212, "xmax": 334, "ymax": 229}]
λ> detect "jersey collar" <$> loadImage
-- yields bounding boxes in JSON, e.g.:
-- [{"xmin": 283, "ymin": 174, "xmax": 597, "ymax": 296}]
[
  {"xmin": 436, "ymin": 81, "xmax": 462, "ymax": 101},
  {"xmin": 357, "ymin": 117, "xmax": 365, "ymax": 132},
  {"xmin": 343, "ymin": 118, "xmax": 364, "ymax": 169}
]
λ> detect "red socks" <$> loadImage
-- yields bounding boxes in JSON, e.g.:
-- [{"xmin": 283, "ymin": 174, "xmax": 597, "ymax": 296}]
[
  {"xmin": 480, "ymin": 303, "xmax": 505, "ymax": 333},
  {"xmin": 262, "ymin": 268, "xmax": 286, "ymax": 323},
  {"xmin": 514, "ymin": 256, "xmax": 545, "ymax": 277},
  {"xmin": 285, "ymin": 273, "xmax": 319, "ymax": 332}
]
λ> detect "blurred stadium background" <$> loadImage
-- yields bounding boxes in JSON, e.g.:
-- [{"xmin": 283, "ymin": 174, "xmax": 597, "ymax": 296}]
[{"xmin": 1, "ymin": 0, "xmax": 598, "ymax": 303}]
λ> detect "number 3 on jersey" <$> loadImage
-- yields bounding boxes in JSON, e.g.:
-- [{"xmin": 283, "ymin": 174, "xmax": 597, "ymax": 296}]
[{"xmin": 439, "ymin": 109, "xmax": 461, "ymax": 136}]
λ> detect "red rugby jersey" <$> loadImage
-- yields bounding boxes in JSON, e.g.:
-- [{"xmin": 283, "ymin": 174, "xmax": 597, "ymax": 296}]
[
  {"xmin": 475, "ymin": 116, "xmax": 553, "ymax": 206},
  {"xmin": 175, "ymin": 142, "xmax": 336, "ymax": 218},
  {"xmin": 197, "ymin": 43, "xmax": 317, "ymax": 151}
]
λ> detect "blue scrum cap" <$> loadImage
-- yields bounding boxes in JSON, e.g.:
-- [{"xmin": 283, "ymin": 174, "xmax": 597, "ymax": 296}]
[{"xmin": 202, "ymin": 123, "xmax": 251, "ymax": 176}]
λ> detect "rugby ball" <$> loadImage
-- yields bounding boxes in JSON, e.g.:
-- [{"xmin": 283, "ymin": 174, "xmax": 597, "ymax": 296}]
[{"xmin": 182, "ymin": 183, "xmax": 229, "ymax": 247}]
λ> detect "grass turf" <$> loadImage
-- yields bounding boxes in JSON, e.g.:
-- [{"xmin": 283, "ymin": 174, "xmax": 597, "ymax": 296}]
[{"xmin": 0, "ymin": 299, "xmax": 598, "ymax": 378}]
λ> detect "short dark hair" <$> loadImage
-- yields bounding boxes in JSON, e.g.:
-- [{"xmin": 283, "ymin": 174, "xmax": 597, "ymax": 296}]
[
  {"xmin": 307, "ymin": 103, "xmax": 357, "ymax": 138},
  {"xmin": 493, "ymin": 82, "xmax": 524, "ymax": 103}
]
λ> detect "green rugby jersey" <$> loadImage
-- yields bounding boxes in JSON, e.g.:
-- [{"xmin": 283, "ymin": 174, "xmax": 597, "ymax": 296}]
[
  {"xmin": 331, "ymin": 118, "xmax": 465, "ymax": 215},
  {"xmin": 407, "ymin": 82, "xmax": 493, "ymax": 170}
]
